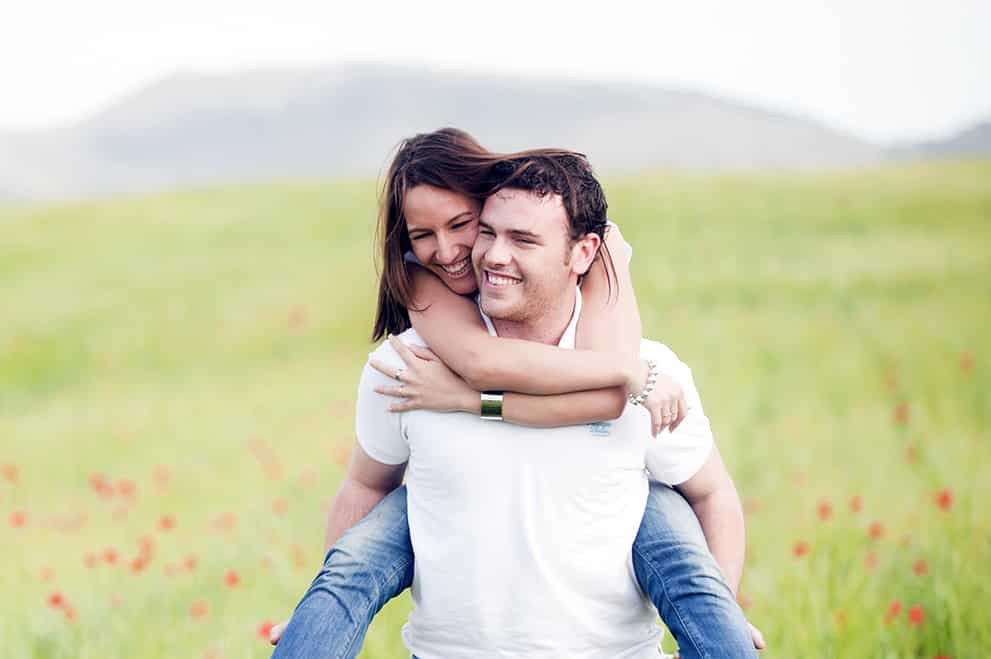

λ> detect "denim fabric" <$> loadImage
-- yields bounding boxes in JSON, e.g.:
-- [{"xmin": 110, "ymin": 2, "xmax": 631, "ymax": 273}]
[
  {"xmin": 273, "ymin": 482, "xmax": 755, "ymax": 658},
  {"xmin": 271, "ymin": 486, "xmax": 414, "ymax": 659},
  {"xmin": 633, "ymin": 482, "xmax": 757, "ymax": 659}
]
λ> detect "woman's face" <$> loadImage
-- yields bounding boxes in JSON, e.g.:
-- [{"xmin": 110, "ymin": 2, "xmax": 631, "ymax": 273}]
[{"xmin": 404, "ymin": 184, "xmax": 481, "ymax": 295}]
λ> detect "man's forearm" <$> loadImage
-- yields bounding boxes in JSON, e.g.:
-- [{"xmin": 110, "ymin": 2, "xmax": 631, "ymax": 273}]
[
  {"xmin": 323, "ymin": 478, "xmax": 393, "ymax": 553},
  {"xmin": 686, "ymin": 487, "xmax": 746, "ymax": 593}
]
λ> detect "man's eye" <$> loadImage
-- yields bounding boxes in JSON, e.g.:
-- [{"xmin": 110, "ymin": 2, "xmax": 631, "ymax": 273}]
[{"xmin": 479, "ymin": 228, "xmax": 495, "ymax": 236}]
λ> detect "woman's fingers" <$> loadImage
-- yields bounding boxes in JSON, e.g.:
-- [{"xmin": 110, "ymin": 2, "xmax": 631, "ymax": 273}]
[
  {"xmin": 269, "ymin": 621, "xmax": 287, "ymax": 645},
  {"xmin": 388, "ymin": 334, "xmax": 419, "ymax": 365},
  {"xmin": 374, "ymin": 385, "xmax": 412, "ymax": 398},
  {"xmin": 407, "ymin": 344, "xmax": 437, "ymax": 361},
  {"xmin": 669, "ymin": 398, "xmax": 687, "ymax": 432},
  {"xmin": 368, "ymin": 358, "xmax": 404, "ymax": 380}
]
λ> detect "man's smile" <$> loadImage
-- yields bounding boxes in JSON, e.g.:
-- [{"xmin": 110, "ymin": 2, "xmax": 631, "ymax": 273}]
[{"xmin": 483, "ymin": 270, "xmax": 523, "ymax": 287}]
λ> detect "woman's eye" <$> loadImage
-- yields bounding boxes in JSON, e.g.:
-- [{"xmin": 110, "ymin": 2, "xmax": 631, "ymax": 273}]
[
  {"xmin": 410, "ymin": 233, "xmax": 429, "ymax": 241},
  {"xmin": 451, "ymin": 220, "xmax": 472, "ymax": 230}
]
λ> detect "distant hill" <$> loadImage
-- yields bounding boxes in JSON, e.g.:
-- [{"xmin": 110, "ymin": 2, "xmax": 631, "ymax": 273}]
[
  {"xmin": 1, "ymin": 64, "xmax": 887, "ymax": 203},
  {"xmin": 891, "ymin": 119, "xmax": 991, "ymax": 160}
]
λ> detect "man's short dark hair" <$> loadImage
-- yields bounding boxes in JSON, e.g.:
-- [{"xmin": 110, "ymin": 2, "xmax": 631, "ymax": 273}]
[
  {"xmin": 486, "ymin": 152, "xmax": 609, "ymax": 243},
  {"xmin": 485, "ymin": 151, "xmax": 616, "ymax": 289}
]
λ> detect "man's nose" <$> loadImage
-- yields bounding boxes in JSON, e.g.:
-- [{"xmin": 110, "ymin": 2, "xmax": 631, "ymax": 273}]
[{"xmin": 483, "ymin": 236, "xmax": 511, "ymax": 267}]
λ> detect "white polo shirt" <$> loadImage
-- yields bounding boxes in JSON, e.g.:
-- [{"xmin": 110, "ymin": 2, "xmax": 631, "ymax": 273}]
[{"xmin": 356, "ymin": 288, "xmax": 713, "ymax": 658}]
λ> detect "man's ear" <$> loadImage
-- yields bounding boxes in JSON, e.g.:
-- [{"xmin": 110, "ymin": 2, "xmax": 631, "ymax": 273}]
[{"xmin": 570, "ymin": 232, "xmax": 602, "ymax": 276}]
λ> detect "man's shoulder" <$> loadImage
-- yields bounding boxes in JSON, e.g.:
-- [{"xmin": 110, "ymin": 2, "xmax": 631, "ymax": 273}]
[{"xmin": 367, "ymin": 329, "xmax": 429, "ymax": 368}]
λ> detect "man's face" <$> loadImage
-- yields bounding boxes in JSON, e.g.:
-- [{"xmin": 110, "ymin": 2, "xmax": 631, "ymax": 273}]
[
  {"xmin": 473, "ymin": 189, "xmax": 584, "ymax": 324},
  {"xmin": 404, "ymin": 184, "xmax": 481, "ymax": 295}
]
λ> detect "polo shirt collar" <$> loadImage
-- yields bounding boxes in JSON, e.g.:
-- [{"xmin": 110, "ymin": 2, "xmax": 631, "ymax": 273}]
[{"xmin": 478, "ymin": 286, "xmax": 583, "ymax": 349}]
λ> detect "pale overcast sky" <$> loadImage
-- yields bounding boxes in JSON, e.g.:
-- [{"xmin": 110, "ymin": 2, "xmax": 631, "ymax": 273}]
[{"xmin": 1, "ymin": 0, "xmax": 988, "ymax": 145}]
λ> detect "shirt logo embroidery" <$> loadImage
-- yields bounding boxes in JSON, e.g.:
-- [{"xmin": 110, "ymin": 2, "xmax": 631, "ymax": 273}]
[{"xmin": 587, "ymin": 421, "xmax": 613, "ymax": 437}]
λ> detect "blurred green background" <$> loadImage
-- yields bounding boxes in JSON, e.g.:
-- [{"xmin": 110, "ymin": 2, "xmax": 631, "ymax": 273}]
[{"xmin": 2, "ymin": 160, "xmax": 989, "ymax": 658}]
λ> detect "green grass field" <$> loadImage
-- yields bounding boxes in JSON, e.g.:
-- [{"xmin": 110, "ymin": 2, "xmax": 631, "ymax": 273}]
[{"xmin": 2, "ymin": 161, "xmax": 989, "ymax": 658}]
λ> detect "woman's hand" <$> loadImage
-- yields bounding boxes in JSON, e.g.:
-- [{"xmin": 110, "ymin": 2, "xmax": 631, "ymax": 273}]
[
  {"xmin": 369, "ymin": 335, "xmax": 480, "ymax": 414},
  {"xmin": 629, "ymin": 359, "xmax": 688, "ymax": 437}
]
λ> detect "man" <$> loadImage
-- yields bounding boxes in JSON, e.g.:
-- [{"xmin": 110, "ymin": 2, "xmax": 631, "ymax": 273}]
[{"xmin": 274, "ymin": 153, "xmax": 759, "ymax": 657}]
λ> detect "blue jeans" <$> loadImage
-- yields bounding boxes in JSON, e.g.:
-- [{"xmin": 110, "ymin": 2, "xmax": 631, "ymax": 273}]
[{"xmin": 272, "ymin": 482, "xmax": 756, "ymax": 659}]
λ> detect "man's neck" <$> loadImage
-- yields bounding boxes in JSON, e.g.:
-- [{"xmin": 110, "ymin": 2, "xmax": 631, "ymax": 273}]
[{"xmin": 491, "ymin": 288, "xmax": 578, "ymax": 346}]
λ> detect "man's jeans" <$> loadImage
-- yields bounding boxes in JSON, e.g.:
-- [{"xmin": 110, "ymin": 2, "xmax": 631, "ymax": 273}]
[{"xmin": 272, "ymin": 482, "xmax": 756, "ymax": 659}]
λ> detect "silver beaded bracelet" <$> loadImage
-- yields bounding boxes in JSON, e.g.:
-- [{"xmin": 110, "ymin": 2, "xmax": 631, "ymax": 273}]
[{"xmin": 627, "ymin": 359, "xmax": 658, "ymax": 406}]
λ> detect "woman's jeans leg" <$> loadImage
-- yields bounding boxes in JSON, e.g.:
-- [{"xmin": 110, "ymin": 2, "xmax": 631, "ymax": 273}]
[
  {"xmin": 272, "ymin": 485, "xmax": 414, "ymax": 659},
  {"xmin": 633, "ymin": 481, "xmax": 757, "ymax": 659}
]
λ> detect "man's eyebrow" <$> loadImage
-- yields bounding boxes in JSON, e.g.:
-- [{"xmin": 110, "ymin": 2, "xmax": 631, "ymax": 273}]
[{"xmin": 509, "ymin": 228, "xmax": 541, "ymax": 241}]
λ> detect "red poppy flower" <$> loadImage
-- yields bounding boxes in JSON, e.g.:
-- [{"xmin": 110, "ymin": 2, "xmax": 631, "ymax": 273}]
[
  {"xmin": 184, "ymin": 554, "xmax": 199, "ymax": 571},
  {"xmin": 272, "ymin": 498, "xmax": 288, "ymax": 517},
  {"xmin": 792, "ymin": 540, "xmax": 810, "ymax": 558},
  {"xmin": 8, "ymin": 510, "xmax": 26, "ymax": 528},
  {"xmin": 893, "ymin": 402, "xmax": 910, "ymax": 426},
  {"xmin": 117, "ymin": 479, "xmax": 137, "ymax": 499},
  {"xmin": 103, "ymin": 547, "xmax": 118, "ymax": 564},
  {"xmin": 129, "ymin": 557, "xmax": 148, "ymax": 574},
  {"xmin": 211, "ymin": 511, "xmax": 237, "ymax": 532},
  {"xmin": 849, "ymin": 495, "xmax": 863, "ymax": 513},
  {"xmin": 153, "ymin": 465, "xmax": 171, "ymax": 488},
  {"xmin": 816, "ymin": 500, "xmax": 833, "ymax": 521},
  {"xmin": 0, "ymin": 463, "xmax": 18, "ymax": 484},
  {"xmin": 908, "ymin": 604, "xmax": 924, "ymax": 626},
  {"xmin": 884, "ymin": 600, "xmax": 902, "ymax": 624},
  {"xmin": 934, "ymin": 488, "xmax": 953, "ymax": 511},
  {"xmin": 189, "ymin": 600, "xmax": 209, "ymax": 619},
  {"xmin": 90, "ymin": 473, "xmax": 114, "ymax": 499},
  {"xmin": 258, "ymin": 620, "xmax": 275, "ymax": 640},
  {"xmin": 869, "ymin": 521, "xmax": 884, "ymax": 541},
  {"xmin": 63, "ymin": 604, "xmax": 78, "ymax": 622},
  {"xmin": 84, "ymin": 552, "xmax": 98, "ymax": 569},
  {"xmin": 48, "ymin": 591, "xmax": 64, "ymax": 608},
  {"xmin": 138, "ymin": 534, "xmax": 156, "ymax": 557},
  {"xmin": 224, "ymin": 570, "xmax": 241, "ymax": 588},
  {"xmin": 912, "ymin": 559, "xmax": 928, "ymax": 576},
  {"xmin": 158, "ymin": 514, "xmax": 176, "ymax": 531}
]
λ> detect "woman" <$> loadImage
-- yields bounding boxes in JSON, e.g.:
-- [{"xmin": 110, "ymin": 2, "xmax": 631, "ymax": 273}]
[{"xmin": 271, "ymin": 128, "xmax": 761, "ymax": 658}]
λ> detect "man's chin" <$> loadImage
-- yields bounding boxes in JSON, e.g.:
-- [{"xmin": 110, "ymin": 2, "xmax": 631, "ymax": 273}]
[{"xmin": 479, "ymin": 296, "xmax": 516, "ymax": 320}]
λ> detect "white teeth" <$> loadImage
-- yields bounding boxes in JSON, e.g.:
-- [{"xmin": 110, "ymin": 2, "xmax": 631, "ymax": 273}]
[
  {"xmin": 440, "ymin": 258, "xmax": 471, "ymax": 277},
  {"xmin": 486, "ymin": 271, "xmax": 521, "ymax": 287}
]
